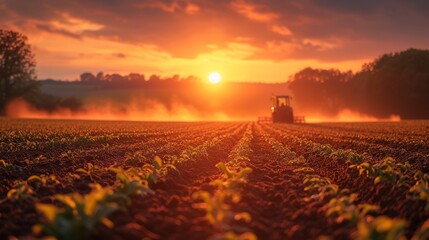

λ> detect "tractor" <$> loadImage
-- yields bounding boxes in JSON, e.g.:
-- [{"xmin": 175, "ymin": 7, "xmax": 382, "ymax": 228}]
[{"xmin": 271, "ymin": 95, "xmax": 294, "ymax": 123}]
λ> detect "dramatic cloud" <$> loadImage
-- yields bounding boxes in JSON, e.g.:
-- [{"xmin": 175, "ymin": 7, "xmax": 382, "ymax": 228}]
[{"xmin": 1, "ymin": 0, "xmax": 428, "ymax": 81}]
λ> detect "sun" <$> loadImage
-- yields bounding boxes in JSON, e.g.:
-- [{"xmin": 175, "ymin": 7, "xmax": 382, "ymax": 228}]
[{"xmin": 208, "ymin": 72, "xmax": 222, "ymax": 84}]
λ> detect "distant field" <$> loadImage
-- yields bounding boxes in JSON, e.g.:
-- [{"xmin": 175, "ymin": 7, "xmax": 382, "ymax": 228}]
[{"xmin": 1, "ymin": 119, "xmax": 429, "ymax": 239}]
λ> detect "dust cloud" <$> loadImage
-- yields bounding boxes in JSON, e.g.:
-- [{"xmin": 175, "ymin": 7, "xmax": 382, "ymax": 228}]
[
  {"xmin": 5, "ymin": 98, "xmax": 236, "ymax": 122},
  {"xmin": 6, "ymin": 99, "xmax": 401, "ymax": 123},
  {"xmin": 304, "ymin": 109, "xmax": 401, "ymax": 123}
]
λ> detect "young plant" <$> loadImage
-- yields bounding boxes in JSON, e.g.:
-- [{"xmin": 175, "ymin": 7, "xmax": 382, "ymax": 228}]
[
  {"xmin": 213, "ymin": 162, "xmax": 252, "ymax": 190},
  {"xmin": 33, "ymin": 184, "xmax": 118, "ymax": 240},
  {"xmin": 409, "ymin": 171, "xmax": 429, "ymax": 211},
  {"xmin": 27, "ymin": 174, "xmax": 59, "ymax": 189},
  {"xmin": 349, "ymin": 158, "xmax": 410, "ymax": 185},
  {"xmin": 110, "ymin": 167, "xmax": 153, "ymax": 207},
  {"xmin": 314, "ymin": 144, "xmax": 334, "ymax": 156},
  {"xmin": 141, "ymin": 156, "xmax": 177, "ymax": 186},
  {"xmin": 324, "ymin": 193, "xmax": 378, "ymax": 225},
  {"xmin": 0, "ymin": 159, "xmax": 15, "ymax": 171},
  {"xmin": 125, "ymin": 150, "xmax": 146, "ymax": 165},
  {"xmin": 349, "ymin": 162, "xmax": 376, "ymax": 178},
  {"xmin": 302, "ymin": 175, "xmax": 335, "ymax": 196},
  {"xmin": 330, "ymin": 149, "xmax": 364, "ymax": 164},
  {"xmin": 75, "ymin": 163, "xmax": 100, "ymax": 182},
  {"xmin": 192, "ymin": 190, "xmax": 251, "ymax": 231},
  {"xmin": 7, "ymin": 181, "xmax": 34, "ymax": 202},
  {"xmin": 0, "ymin": 159, "xmax": 23, "ymax": 173},
  {"xmin": 355, "ymin": 216, "xmax": 407, "ymax": 240}
]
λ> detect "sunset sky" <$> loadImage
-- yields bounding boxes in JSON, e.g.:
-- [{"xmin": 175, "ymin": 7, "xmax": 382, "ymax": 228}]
[{"xmin": 1, "ymin": 0, "xmax": 429, "ymax": 82}]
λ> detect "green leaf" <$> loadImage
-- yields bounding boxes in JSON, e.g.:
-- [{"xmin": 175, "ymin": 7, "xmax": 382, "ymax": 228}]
[
  {"xmin": 36, "ymin": 203, "xmax": 59, "ymax": 222},
  {"xmin": 0, "ymin": 160, "xmax": 7, "ymax": 168},
  {"xmin": 374, "ymin": 176, "xmax": 381, "ymax": 184},
  {"xmin": 27, "ymin": 175, "xmax": 43, "ymax": 183},
  {"xmin": 234, "ymin": 212, "xmax": 252, "ymax": 223},
  {"xmin": 76, "ymin": 168, "xmax": 88, "ymax": 174},
  {"xmin": 215, "ymin": 162, "xmax": 233, "ymax": 178},
  {"xmin": 154, "ymin": 156, "xmax": 162, "ymax": 169},
  {"xmin": 101, "ymin": 217, "xmax": 114, "ymax": 228}
]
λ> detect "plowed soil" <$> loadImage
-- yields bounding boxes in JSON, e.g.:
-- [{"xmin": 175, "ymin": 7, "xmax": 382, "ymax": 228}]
[{"xmin": 1, "ymin": 119, "xmax": 428, "ymax": 239}]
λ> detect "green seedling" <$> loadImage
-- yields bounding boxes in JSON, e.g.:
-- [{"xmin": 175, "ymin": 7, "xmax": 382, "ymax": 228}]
[
  {"xmin": 75, "ymin": 163, "xmax": 100, "ymax": 182},
  {"xmin": 325, "ymin": 194, "xmax": 378, "ymax": 225},
  {"xmin": 0, "ymin": 159, "xmax": 22, "ymax": 171},
  {"xmin": 7, "ymin": 181, "xmax": 34, "ymax": 202},
  {"xmin": 60, "ymin": 150, "xmax": 74, "ymax": 158},
  {"xmin": 349, "ymin": 157, "xmax": 410, "ymax": 186},
  {"xmin": 193, "ymin": 190, "xmax": 233, "ymax": 227},
  {"xmin": 409, "ymin": 171, "xmax": 429, "ymax": 211},
  {"xmin": 213, "ymin": 162, "xmax": 252, "ymax": 190},
  {"xmin": 125, "ymin": 151, "xmax": 146, "ymax": 165},
  {"xmin": 303, "ymin": 175, "xmax": 332, "ymax": 194},
  {"xmin": 330, "ymin": 149, "xmax": 364, "ymax": 164},
  {"xmin": 141, "ymin": 156, "xmax": 177, "ymax": 186},
  {"xmin": 110, "ymin": 167, "xmax": 152, "ymax": 206},
  {"xmin": 27, "ymin": 174, "xmax": 58, "ymax": 188},
  {"xmin": 315, "ymin": 144, "xmax": 334, "ymax": 156},
  {"xmin": 355, "ymin": 216, "xmax": 407, "ymax": 240},
  {"xmin": 349, "ymin": 162, "xmax": 375, "ymax": 178},
  {"xmin": 193, "ymin": 190, "xmax": 250, "ymax": 230},
  {"xmin": 33, "ymin": 184, "xmax": 118, "ymax": 240}
]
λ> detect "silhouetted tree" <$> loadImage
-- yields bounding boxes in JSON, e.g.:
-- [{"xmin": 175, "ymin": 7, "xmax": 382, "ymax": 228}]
[
  {"xmin": 349, "ymin": 48, "xmax": 429, "ymax": 119},
  {"xmin": 288, "ymin": 49, "xmax": 429, "ymax": 119},
  {"xmin": 289, "ymin": 68, "xmax": 352, "ymax": 115},
  {"xmin": 80, "ymin": 72, "xmax": 96, "ymax": 83},
  {"xmin": 0, "ymin": 29, "xmax": 38, "ymax": 115},
  {"xmin": 96, "ymin": 72, "xmax": 105, "ymax": 81}
]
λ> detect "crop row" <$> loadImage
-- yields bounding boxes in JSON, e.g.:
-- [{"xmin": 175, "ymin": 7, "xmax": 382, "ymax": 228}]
[
  {"xmin": 0, "ymin": 122, "xmax": 247, "ymax": 239},
  {"xmin": 260, "ymin": 123, "xmax": 429, "ymax": 237},
  {"xmin": 0, "ymin": 123, "xmax": 244, "ymax": 189},
  {"xmin": 301, "ymin": 173, "xmax": 429, "ymax": 240},
  {"xmin": 272, "ymin": 123, "xmax": 428, "ymax": 153},
  {"xmin": 193, "ymin": 123, "xmax": 257, "ymax": 240},
  {"xmin": 0, "ymin": 121, "xmax": 232, "ymax": 153}
]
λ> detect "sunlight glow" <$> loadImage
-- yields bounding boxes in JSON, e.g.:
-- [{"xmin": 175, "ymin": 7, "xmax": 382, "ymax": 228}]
[{"xmin": 208, "ymin": 72, "xmax": 222, "ymax": 84}]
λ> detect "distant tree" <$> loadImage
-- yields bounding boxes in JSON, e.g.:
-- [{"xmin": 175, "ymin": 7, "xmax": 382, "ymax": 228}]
[
  {"xmin": 289, "ymin": 68, "xmax": 352, "ymax": 115},
  {"xmin": 288, "ymin": 49, "xmax": 429, "ymax": 119},
  {"xmin": 80, "ymin": 72, "xmax": 96, "ymax": 83},
  {"xmin": 0, "ymin": 29, "xmax": 38, "ymax": 115},
  {"xmin": 350, "ymin": 48, "xmax": 429, "ymax": 119},
  {"xmin": 96, "ymin": 72, "xmax": 105, "ymax": 81}
]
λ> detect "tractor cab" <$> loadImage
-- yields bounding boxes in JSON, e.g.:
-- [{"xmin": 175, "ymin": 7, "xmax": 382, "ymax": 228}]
[{"xmin": 271, "ymin": 95, "xmax": 294, "ymax": 123}]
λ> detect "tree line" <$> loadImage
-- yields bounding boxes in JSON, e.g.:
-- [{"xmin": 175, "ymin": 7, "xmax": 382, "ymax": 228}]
[
  {"xmin": 289, "ymin": 48, "xmax": 429, "ymax": 119},
  {"xmin": 73, "ymin": 72, "xmax": 199, "ymax": 89}
]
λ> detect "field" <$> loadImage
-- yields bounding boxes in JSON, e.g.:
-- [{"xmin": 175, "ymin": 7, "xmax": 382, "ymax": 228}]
[{"xmin": 1, "ymin": 119, "xmax": 429, "ymax": 240}]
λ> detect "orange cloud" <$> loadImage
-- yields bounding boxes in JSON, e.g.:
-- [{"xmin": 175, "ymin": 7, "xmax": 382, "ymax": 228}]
[
  {"xmin": 135, "ymin": 0, "xmax": 199, "ymax": 15},
  {"xmin": 50, "ymin": 12, "xmax": 104, "ymax": 34},
  {"xmin": 231, "ymin": 0, "xmax": 278, "ymax": 23},
  {"xmin": 302, "ymin": 38, "xmax": 342, "ymax": 50},
  {"xmin": 185, "ymin": 3, "xmax": 200, "ymax": 15},
  {"xmin": 136, "ymin": 1, "xmax": 180, "ymax": 13},
  {"xmin": 271, "ymin": 25, "xmax": 292, "ymax": 36}
]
